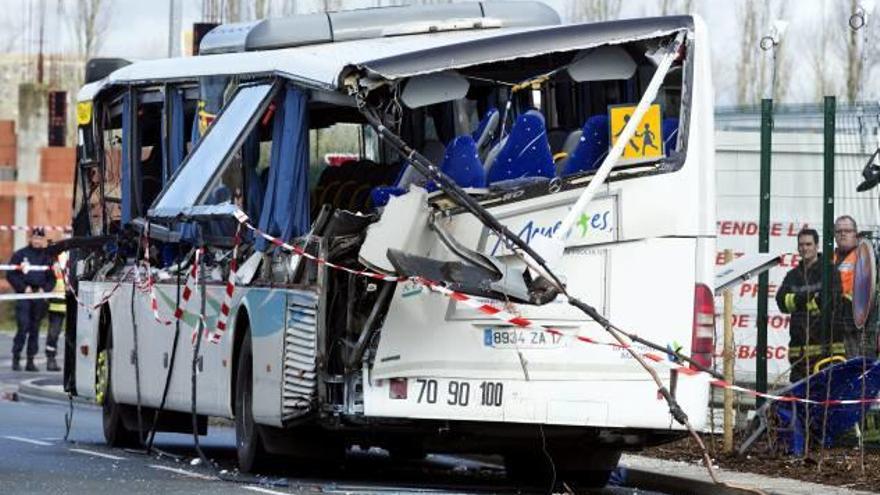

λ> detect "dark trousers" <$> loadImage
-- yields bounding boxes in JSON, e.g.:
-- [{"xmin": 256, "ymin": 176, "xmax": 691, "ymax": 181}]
[
  {"xmin": 46, "ymin": 311, "xmax": 64, "ymax": 358},
  {"xmin": 12, "ymin": 299, "xmax": 47, "ymax": 358}
]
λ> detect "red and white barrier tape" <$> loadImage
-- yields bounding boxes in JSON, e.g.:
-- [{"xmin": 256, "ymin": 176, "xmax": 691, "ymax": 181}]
[
  {"xmin": 140, "ymin": 224, "xmax": 174, "ymax": 326},
  {"xmin": 63, "ymin": 265, "xmax": 132, "ymax": 312},
  {"xmin": 233, "ymin": 210, "xmax": 403, "ymax": 283},
  {"xmin": 184, "ymin": 248, "xmax": 205, "ymax": 345},
  {"xmin": 230, "ymin": 209, "xmax": 880, "ymax": 407},
  {"xmin": 207, "ymin": 224, "xmax": 241, "ymax": 344},
  {"xmin": 0, "ymin": 225, "xmax": 71, "ymax": 232},
  {"xmin": 0, "ymin": 263, "xmax": 52, "ymax": 272}
]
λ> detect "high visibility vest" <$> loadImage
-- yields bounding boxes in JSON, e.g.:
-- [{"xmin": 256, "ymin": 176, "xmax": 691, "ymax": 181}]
[
  {"xmin": 834, "ymin": 249, "xmax": 857, "ymax": 301},
  {"xmin": 48, "ymin": 253, "xmax": 66, "ymax": 314}
]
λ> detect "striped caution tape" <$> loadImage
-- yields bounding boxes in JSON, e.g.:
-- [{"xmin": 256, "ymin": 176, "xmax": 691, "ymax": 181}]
[
  {"xmin": 0, "ymin": 292, "xmax": 61, "ymax": 301},
  {"xmin": 230, "ymin": 209, "xmax": 880, "ymax": 407},
  {"xmin": 140, "ymin": 224, "xmax": 174, "ymax": 327},
  {"xmin": 0, "ymin": 263, "xmax": 52, "ymax": 272},
  {"xmin": 207, "ymin": 224, "xmax": 241, "ymax": 345},
  {"xmin": 184, "ymin": 248, "xmax": 206, "ymax": 346},
  {"xmin": 0, "ymin": 225, "xmax": 71, "ymax": 232},
  {"xmin": 233, "ymin": 210, "xmax": 403, "ymax": 282},
  {"xmin": 63, "ymin": 265, "xmax": 132, "ymax": 312}
]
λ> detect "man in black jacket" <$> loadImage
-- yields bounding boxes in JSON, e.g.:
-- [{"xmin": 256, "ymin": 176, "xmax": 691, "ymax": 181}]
[
  {"xmin": 8, "ymin": 228, "xmax": 56, "ymax": 371},
  {"xmin": 775, "ymin": 228, "xmax": 844, "ymax": 383}
]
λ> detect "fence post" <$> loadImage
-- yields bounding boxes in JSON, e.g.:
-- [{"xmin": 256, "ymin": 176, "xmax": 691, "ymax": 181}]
[
  {"xmin": 756, "ymin": 98, "xmax": 773, "ymax": 408},
  {"xmin": 723, "ymin": 249, "xmax": 735, "ymax": 453},
  {"xmin": 821, "ymin": 96, "xmax": 836, "ymax": 358}
]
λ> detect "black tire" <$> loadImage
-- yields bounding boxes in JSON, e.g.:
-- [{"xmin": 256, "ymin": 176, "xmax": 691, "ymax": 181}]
[
  {"xmin": 504, "ymin": 448, "xmax": 617, "ymax": 491},
  {"xmin": 235, "ymin": 332, "xmax": 269, "ymax": 473},
  {"xmin": 101, "ymin": 347, "xmax": 141, "ymax": 448}
]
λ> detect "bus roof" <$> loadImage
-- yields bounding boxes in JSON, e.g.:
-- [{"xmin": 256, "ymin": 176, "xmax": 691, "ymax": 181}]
[{"xmin": 77, "ymin": 15, "xmax": 693, "ymax": 103}]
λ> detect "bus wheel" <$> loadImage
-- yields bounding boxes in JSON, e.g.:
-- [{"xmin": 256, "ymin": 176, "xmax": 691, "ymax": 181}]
[
  {"xmin": 235, "ymin": 332, "xmax": 269, "ymax": 473},
  {"xmin": 100, "ymin": 347, "xmax": 141, "ymax": 448},
  {"xmin": 504, "ymin": 448, "xmax": 618, "ymax": 490}
]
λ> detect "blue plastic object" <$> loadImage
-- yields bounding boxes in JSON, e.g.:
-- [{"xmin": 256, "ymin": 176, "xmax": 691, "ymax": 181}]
[
  {"xmin": 486, "ymin": 110, "xmax": 555, "ymax": 184},
  {"xmin": 662, "ymin": 117, "xmax": 679, "ymax": 152},
  {"xmin": 562, "ymin": 114, "xmax": 610, "ymax": 176},
  {"xmin": 370, "ymin": 186, "xmax": 407, "ymax": 208},
  {"xmin": 472, "ymin": 107, "xmax": 499, "ymax": 148},
  {"xmin": 439, "ymin": 135, "xmax": 486, "ymax": 188},
  {"xmin": 771, "ymin": 358, "xmax": 880, "ymax": 455}
]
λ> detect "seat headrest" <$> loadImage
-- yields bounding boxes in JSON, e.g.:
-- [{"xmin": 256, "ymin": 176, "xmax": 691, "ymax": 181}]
[
  {"xmin": 472, "ymin": 107, "xmax": 500, "ymax": 151},
  {"xmin": 486, "ymin": 109, "xmax": 555, "ymax": 184},
  {"xmin": 440, "ymin": 135, "xmax": 485, "ymax": 188},
  {"xmin": 562, "ymin": 114, "xmax": 610, "ymax": 176}
]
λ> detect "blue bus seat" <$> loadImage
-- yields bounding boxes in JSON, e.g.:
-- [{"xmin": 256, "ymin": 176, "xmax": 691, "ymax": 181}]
[
  {"xmin": 561, "ymin": 114, "xmax": 609, "ymax": 176},
  {"xmin": 486, "ymin": 109, "xmax": 554, "ymax": 184},
  {"xmin": 439, "ymin": 135, "xmax": 486, "ymax": 188},
  {"xmin": 472, "ymin": 107, "xmax": 499, "ymax": 155}
]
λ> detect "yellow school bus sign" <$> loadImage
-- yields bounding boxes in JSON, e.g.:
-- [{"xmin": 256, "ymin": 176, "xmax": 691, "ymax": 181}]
[{"xmin": 608, "ymin": 103, "xmax": 664, "ymax": 165}]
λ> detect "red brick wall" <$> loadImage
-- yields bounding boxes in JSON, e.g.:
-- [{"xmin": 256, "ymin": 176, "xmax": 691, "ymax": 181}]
[
  {"xmin": 0, "ymin": 120, "xmax": 15, "ymax": 168},
  {"xmin": 40, "ymin": 147, "xmax": 75, "ymax": 184}
]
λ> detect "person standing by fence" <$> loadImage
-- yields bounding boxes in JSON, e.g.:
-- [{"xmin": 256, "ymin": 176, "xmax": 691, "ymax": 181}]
[
  {"xmin": 833, "ymin": 215, "xmax": 878, "ymax": 360},
  {"xmin": 7, "ymin": 228, "xmax": 56, "ymax": 372},
  {"xmin": 776, "ymin": 228, "xmax": 844, "ymax": 382}
]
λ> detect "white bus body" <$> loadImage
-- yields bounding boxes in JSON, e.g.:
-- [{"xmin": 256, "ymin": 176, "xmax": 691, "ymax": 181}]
[{"xmin": 67, "ymin": 4, "xmax": 714, "ymax": 486}]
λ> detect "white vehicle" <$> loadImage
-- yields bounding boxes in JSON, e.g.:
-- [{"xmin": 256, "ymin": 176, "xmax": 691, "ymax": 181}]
[{"xmin": 65, "ymin": 4, "xmax": 715, "ymax": 488}]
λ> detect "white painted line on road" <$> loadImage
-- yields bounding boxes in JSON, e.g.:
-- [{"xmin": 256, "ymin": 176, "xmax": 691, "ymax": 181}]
[
  {"xmin": 243, "ymin": 486, "xmax": 289, "ymax": 495},
  {"xmin": 3, "ymin": 435, "xmax": 52, "ymax": 446},
  {"xmin": 70, "ymin": 448, "xmax": 126, "ymax": 461},
  {"xmin": 149, "ymin": 464, "xmax": 217, "ymax": 481}
]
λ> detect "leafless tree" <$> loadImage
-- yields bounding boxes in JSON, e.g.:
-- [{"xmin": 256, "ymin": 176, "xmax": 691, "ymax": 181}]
[
  {"xmin": 734, "ymin": 1, "xmax": 791, "ymax": 104},
  {"xmin": 202, "ymin": 0, "xmax": 222, "ymax": 22},
  {"xmin": 253, "ymin": 0, "xmax": 270, "ymax": 19},
  {"xmin": 226, "ymin": 0, "xmax": 242, "ymax": 22},
  {"xmin": 566, "ymin": 0, "xmax": 622, "ymax": 23},
  {"xmin": 63, "ymin": 0, "xmax": 112, "ymax": 59},
  {"xmin": 659, "ymin": 0, "xmax": 694, "ymax": 15}
]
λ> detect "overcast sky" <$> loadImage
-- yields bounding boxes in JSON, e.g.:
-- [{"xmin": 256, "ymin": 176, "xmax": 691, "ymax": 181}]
[{"xmin": 0, "ymin": 0, "xmax": 867, "ymax": 105}]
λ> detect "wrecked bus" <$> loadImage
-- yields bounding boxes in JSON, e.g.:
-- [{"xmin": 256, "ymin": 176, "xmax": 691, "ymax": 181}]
[{"xmin": 66, "ymin": 3, "xmax": 715, "ymax": 488}]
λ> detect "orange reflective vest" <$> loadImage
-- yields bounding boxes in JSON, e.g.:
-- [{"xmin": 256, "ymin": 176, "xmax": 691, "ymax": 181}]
[{"xmin": 834, "ymin": 249, "xmax": 857, "ymax": 300}]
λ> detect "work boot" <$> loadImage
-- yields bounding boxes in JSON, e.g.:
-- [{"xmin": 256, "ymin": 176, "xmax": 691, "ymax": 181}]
[
  {"xmin": 11, "ymin": 355, "xmax": 20, "ymax": 372},
  {"xmin": 25, "ymin": 357, "xmax": 38, "ymax": 372},
  {"xmin": 46, "ymin": 357, "xmax": 60, "ymax": 372}
]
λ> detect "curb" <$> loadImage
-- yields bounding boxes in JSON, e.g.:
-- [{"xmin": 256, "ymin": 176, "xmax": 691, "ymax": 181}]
[{"xmin": 17, "ymin": 377, "xmax": 94, "ymax": 406}]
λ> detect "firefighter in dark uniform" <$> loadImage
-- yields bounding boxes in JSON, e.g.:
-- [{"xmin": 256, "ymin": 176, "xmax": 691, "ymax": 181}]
[
  {"xmin": 776, "ymin": 228, "xmax": 844, "ymax": 383},
  {"xmin": 7, "ymin": 228, "xmax": 55, "ymax": 372}
]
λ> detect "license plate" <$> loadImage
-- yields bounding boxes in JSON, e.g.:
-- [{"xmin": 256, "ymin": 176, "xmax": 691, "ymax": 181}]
[
  {"xmin": 411, "ymin": 378, "xmax": 505, "ymax": 408},
  {"xmin": 483, "ymin": 327, "xmax": 564, "ymax": 349}
]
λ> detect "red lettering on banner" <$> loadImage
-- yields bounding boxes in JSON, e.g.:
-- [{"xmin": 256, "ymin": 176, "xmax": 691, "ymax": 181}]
[
  {"xmin": 736, "ymin": 345, "xmax": 788, "ymax": 360},
  {"xmin": 738, "ymin": 283, "xmax": 778, "ymax": 298},
  {"xmin": 769, "ymin": 314, "xmax": 790, "ymax": 330},
  {"xmin": 715, "ymin": 251, "xmax": 745, "ymax": 265},
  {"xmin": 717, "ymin": 221, "xmax": 812, "ymax": 238},
  {"xmin": 788, "ymin": 223, "xmax": 810, "ymax": 236},
  {"xmin": 731, "ymin": 314, "xmax": 751, "ymax": 327}
]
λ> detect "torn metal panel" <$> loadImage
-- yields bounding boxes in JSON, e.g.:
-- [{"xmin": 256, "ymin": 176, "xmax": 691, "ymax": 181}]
[{"xmin": 352, "ymin": 16, "xmax": 693, "ymax": 83}]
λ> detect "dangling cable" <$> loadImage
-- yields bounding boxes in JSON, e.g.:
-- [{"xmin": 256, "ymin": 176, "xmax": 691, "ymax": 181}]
[
  {"xmin": 189, "ymin": 247, "xmax": 215, "ymax": 469},
  {"xmin": 131, "ymin": 227, "xmax": 146, "ymax": 448},
  {"xmin": 145, "ymin": 243, "xmax": 190, "ymax": 453}
]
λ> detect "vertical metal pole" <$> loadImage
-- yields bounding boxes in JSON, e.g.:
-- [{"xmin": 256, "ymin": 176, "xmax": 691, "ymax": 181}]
[
  {"xmin": 756, "ymin": 98, "xmax": 773, "ymax": 408},
  {"xmin": 821, "ymin": 96, "xmax": 836, "ymax": 355},
  {"xmin": 723, "ymin": 249, "xmax": 735, "ymax": 453}
]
